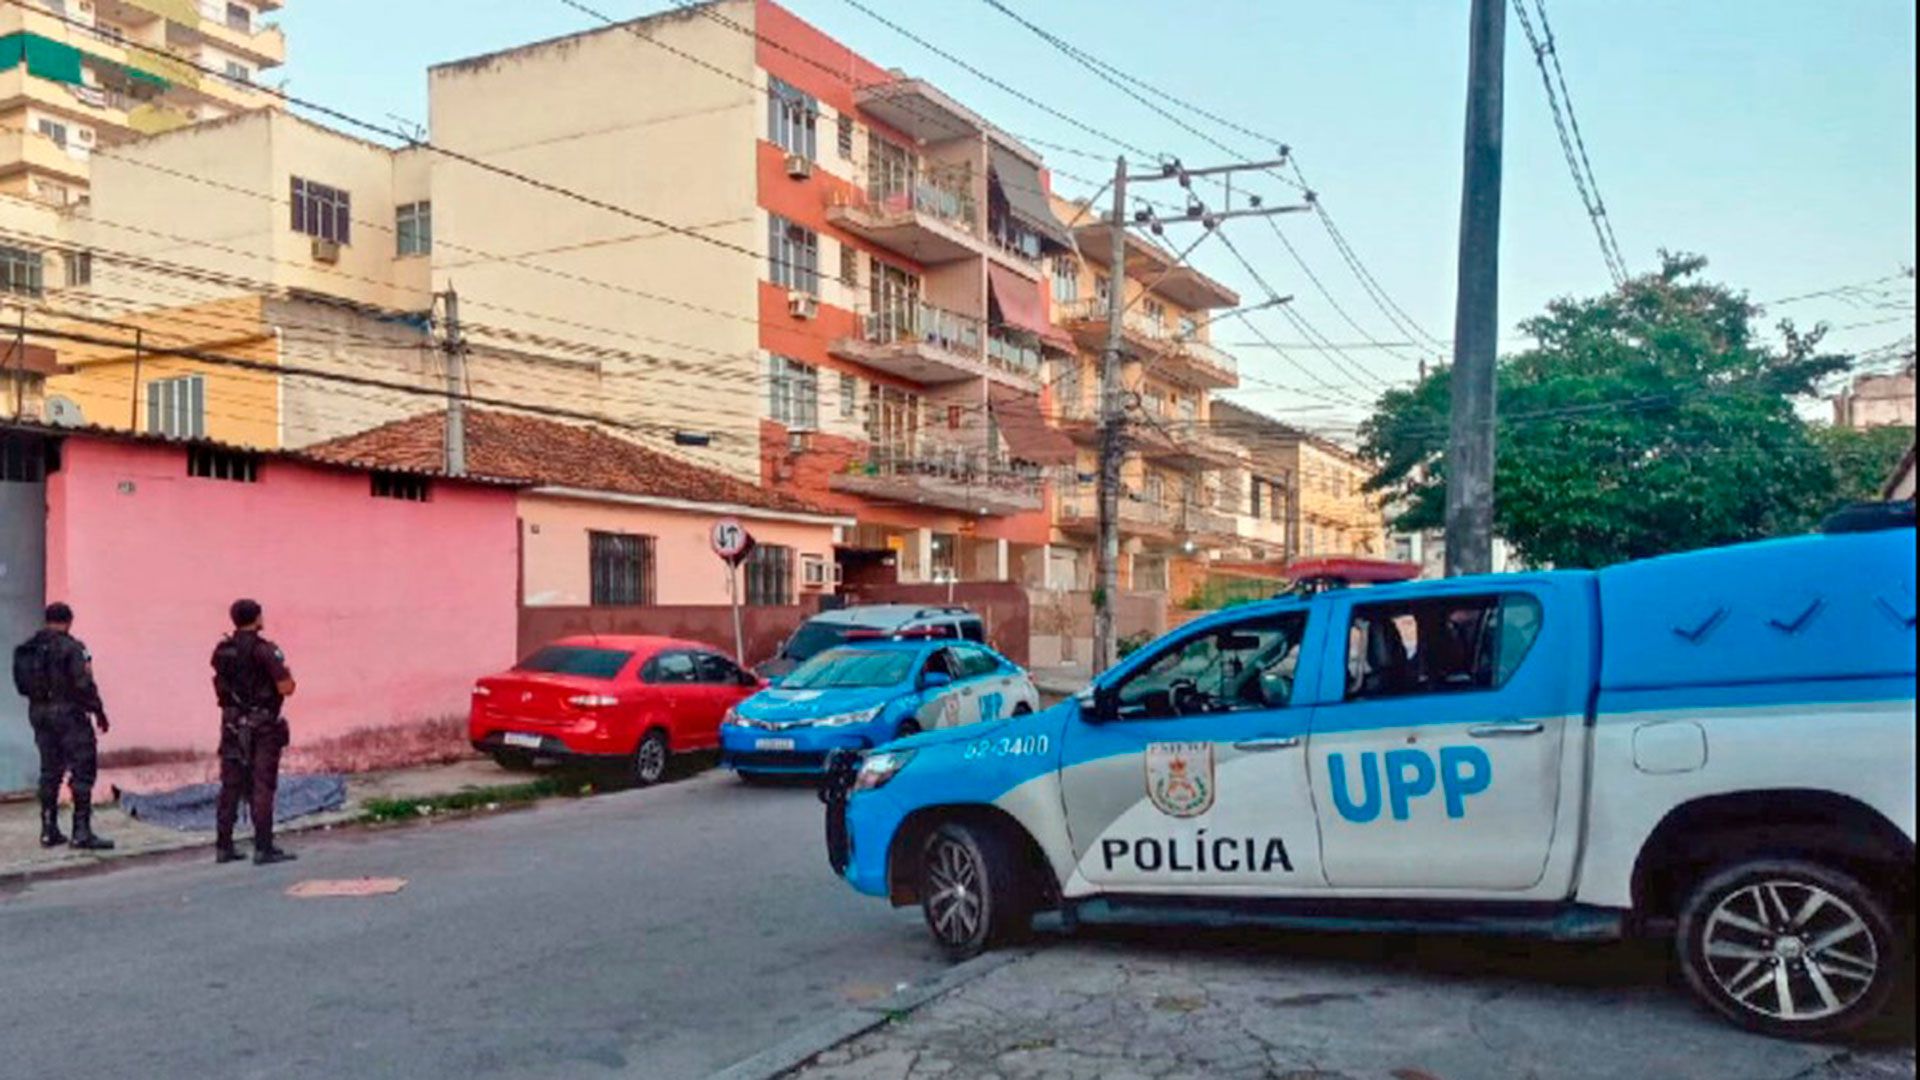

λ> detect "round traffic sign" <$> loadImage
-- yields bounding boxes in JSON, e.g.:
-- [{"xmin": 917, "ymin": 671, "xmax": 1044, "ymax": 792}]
[{"xmin": 710, "ymin": 517, "xmax": 753, "ymax": 562}]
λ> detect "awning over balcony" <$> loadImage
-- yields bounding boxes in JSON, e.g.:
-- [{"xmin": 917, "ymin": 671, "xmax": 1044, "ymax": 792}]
[
  {"xmin": 988, "ymin": 383, "xmax": 1075, "ymax": 466},
  {"xmin": 987, "ymin": 261, "xmax": 1074, "ymax": 352},
  {"xmin": 989, "ymin": 144, "xmax": 1074, "ymax": 251}
]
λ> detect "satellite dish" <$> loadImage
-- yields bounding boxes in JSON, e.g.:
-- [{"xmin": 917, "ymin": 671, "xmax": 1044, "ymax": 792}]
[{"xmin": 44, "ymin": 396, "xmax": 85, "ymax": 428}]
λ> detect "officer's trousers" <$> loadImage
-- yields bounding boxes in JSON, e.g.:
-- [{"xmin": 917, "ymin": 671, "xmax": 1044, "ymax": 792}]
[
  {"xmin": 216, "ymin": 719, "xmax": 287, "ymax": 852},
  {"xmin": 30, "ymin": 706, "xmax": 97, "ymax": 806}
]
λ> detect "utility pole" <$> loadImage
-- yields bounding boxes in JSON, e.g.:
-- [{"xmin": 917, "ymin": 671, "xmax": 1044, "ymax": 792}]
[
  {"xmin": 1444, "ymin": 0, "xmax": 1506, "ymax": 576},
  {"xmin": 439, "ymin": 287, "xmax": 467, "ymax": 477},
  {"xmin": 1088, "ymin": 155, "xmax": 1309, "ymax": 674},
  {"xmin": 1092, "ymin": 157, "xmax": 1128, "ymax": 674}
]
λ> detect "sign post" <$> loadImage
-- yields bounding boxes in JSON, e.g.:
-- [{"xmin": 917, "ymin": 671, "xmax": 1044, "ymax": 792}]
[{"xmin": 710, "ymin": 518, "xmax": 755, "ymax": 665}]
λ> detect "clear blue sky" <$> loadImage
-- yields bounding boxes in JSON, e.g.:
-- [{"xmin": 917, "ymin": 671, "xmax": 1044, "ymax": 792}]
[{"xmin": 277, "ymin": 0, "xmax": 1916, "ymax": 432}]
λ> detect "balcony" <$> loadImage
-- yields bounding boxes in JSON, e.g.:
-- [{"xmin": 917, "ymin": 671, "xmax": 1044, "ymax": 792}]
[
  {"xmin": 854, "ymin": 78, "xmax": 985, "ymax": 145},
  {"xmin": 831, "ymin": 302, "xmax": 987, "ymax": 386},
  {"xmin": 1135, "ymin": 420, "xmax": 1244, "ymax": 470},
  {"xmin": 827, "ymin": 170, "xmax": 981, "ymax": 265},
  {"xmin": 986, "ymin": 326, "xmax": 1044, "ymax": 384},
  {"xmin": 1176, "ymin": 503, "xmax": 1241, "ymax": 546},
  {"xmin": 189, "ymin": 5, "xmax": 286, "ymax": 68},
  {"xmin": 1072, "ymin": 221, "xmax": 1241, "ymax": 311},
  {"xmin": 830, "ymin": 442, "xmax": 1043, "ymax": 516},
  {"xmin": 1054, "ymin": 489, "xmax": 1177, "ymax": 542}
]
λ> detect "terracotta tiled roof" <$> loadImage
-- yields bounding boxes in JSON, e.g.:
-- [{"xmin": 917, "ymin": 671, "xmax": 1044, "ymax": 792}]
[{"xmin": 308, "ymin": 410, "xmax": 840, "ymax": 517}]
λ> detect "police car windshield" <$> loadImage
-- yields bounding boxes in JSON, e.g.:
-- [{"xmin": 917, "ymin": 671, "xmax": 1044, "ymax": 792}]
[
  {"xmin": 783, "ymin": 622, "xmax": 855, "ymax": 662},
  {"xmin": 516, "ymin": 646, "xmax": 632, "ymax": 679},
  {"xmin": 782, "ymin": 649, "xmax": 915, "ymax": 690}
]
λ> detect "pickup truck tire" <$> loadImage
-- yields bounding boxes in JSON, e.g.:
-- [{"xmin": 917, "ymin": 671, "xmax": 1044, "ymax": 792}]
[
  {"xmin": 919, "ymin": 821, "xmax": 1030, "ymax": 960},
  {"xmin": 1677, "ymin": 858, "xmax": 1898, "ymax": 1040}
]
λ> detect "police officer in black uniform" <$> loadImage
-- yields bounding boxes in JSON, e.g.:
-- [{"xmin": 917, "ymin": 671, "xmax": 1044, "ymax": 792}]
[
  {"xmin": 11, "ymin": 602, "xmax": 114, "ymax": 850},
  {"xmin": 211, "ymin": 598, "xmax": 297, "ymax": 866}
]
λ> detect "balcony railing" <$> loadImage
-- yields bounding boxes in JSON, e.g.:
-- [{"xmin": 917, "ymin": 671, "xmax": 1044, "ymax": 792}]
[
  {"xmin": 1170, "ymin": 335, "xmax": 1239, "ymax": 383},
  {"xmin": 862, "ymin": 301, "xmax": 981, "ymax": 355},
  {"xmin": 868, "ymin": 167, "xmax": 977, "ymax": 234},
  {"xmin": 1057, "ymin": 297, "xmax": 1173, "ymax": 344},
  {"xmin": 986, "ymin": 326, "xmax": 1042, "ymax": 380},
  {"xmin": 833, "ymin": 439, "xmax": 1044, "ymax": 515}
]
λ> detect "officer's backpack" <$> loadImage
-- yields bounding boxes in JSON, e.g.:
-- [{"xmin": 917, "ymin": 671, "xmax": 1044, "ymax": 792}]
[{"xmin": 12, "ymin": 637, "xmax": 52, "ymax": 700}]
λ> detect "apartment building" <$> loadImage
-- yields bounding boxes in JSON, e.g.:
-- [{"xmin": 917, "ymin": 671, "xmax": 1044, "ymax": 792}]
[
  {"xmin": 1212, "ymin": 398, "xmax": 1387, "ymax": 559},
  {"xmin": 424, "ymin": 0, "xmax": 1078, "ymax": 585},
  {"xmin": 1, "ymin": 0, "xmax": 285, "ymax": 208},
  {"xmin": 1041, "ymin": 196, "xmax": 1247, "ymax": 600}
]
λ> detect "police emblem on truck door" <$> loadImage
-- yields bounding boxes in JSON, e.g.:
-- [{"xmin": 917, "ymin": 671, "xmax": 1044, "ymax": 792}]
[{"xmin": 1145, "ymin": 742, "xmax": 1214, "ymax": 818}]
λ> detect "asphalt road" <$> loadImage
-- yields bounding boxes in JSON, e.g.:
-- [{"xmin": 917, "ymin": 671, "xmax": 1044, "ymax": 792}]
[
  {"xmin": 0, "ymin": 769, "xmax": 948, "ymax": 1080},
  {"xmin": 4, "ymin": 767, "xmax": 1911, "ymax": 1080}
]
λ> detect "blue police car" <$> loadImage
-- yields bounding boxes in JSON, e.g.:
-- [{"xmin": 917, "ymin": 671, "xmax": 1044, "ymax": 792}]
[{"xmin": 721, "ymin": 638, "xmax": 1040, "ymax": 778}]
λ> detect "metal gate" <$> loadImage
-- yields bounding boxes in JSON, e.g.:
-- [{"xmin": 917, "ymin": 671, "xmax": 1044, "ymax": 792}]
[{"xmin": 0, "ymin": 432, "xmax": 49, "ymax": 793}]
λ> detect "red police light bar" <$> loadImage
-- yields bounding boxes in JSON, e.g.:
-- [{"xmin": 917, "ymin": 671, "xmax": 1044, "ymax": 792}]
[{"xmin": 1285, "ymin": 557, "xmax": 1422, "ymax": 590}]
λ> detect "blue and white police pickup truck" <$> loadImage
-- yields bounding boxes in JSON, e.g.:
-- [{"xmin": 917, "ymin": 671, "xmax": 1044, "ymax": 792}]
[{"xmin": 822, "ymin": 522, "xmax": 1916, "ymax": 1039}]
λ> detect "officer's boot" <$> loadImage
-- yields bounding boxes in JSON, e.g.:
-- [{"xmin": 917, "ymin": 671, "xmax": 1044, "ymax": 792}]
[
  {"xmin": 68, "ymin": 795, "xmax": 115, "ymax": 851},
  {"xmin": 38, "ymin": 797, "xmax": 66, "ymax": 848}
]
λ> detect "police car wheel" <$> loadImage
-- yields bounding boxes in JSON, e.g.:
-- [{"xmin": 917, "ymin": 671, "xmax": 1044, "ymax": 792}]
[
  {"xmin": 632, "ymin": 731, "xmax": 671, "ymax": 787},
  {"xmin": 1677, "ymin": 858, "xmax": 1899, "ymax": 1041},
  {"xmin": 920, "ymin": 822, "xmax": 1027, "ymax": 960}
]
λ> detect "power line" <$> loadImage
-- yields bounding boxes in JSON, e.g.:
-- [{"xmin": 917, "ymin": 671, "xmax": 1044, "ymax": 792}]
[{"xmin": 1510, "ymin": 0, "xmax": 1628, "ymax": 284}]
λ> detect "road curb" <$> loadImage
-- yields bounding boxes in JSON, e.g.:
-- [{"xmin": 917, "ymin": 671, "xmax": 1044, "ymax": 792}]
[{"xmin": 704, "ymin": 950, "xmax": 1027, "ymax": 1080}]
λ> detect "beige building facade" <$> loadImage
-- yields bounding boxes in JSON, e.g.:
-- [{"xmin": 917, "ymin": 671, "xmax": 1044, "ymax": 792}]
[
  {"xmin": 1213, "ymin": 398, "xmax": 1387, "ymax": 560},
  {"xmin": 2, "ymin": 0, "xmax": 285, "ymax": 207}
]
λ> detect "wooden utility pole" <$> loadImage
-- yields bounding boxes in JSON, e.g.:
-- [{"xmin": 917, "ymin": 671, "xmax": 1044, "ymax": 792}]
[
  {"xmin": 440, "ymin": 287, "xmax": 468, "ymax": 477},
  {"xmin": 1092, "ymin": 157, "xmax": 1128, "ymax": 674},
  {"xmin": 1445, "ymin": 0, "xmax": 1506, "ymax": 576}
]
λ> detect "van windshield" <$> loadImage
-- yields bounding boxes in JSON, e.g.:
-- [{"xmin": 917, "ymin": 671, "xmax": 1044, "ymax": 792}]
[{"xmin": 783, "ymin": 621, "xmax": 856, "ymax": 662}]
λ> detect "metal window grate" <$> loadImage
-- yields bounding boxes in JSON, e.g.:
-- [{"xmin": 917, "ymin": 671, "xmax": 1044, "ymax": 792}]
[
  {"xmin": 767, "ymin": 77, "xmax": 818, "ymax": 159},
  {"xmin": 371, "ymin": 471, "xmax": 431, "ymax": 502},
  {"xmin": 187, "ymin": 446, "xmax": 259, "ymax": 483},
  {"xmin": 590, "ymin": 531, "xmax": 656, "ymax": 606},
  {"xmin": 744, "ymin": 544, "xmax": 793, "ymax": 606},
  {"xmin": 768, "ymin": 215, "xmax": 819, "ymax": 295},
  {"xmin": 0, "ymin": 245, "xmax": 45, "ymax": 298}
]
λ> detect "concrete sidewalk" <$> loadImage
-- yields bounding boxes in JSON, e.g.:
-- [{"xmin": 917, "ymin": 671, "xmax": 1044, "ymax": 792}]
[
  {"xmin": 0, "ymin": 757, "xmax": 515, "ymax": 880},
  {"xmin": 786, "ymin": 932, "xmax": 1916, "ymax": 1080}
]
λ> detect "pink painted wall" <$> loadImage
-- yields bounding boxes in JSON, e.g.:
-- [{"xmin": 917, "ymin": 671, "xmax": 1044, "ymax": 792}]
[
  {"xmin": 519, "ymin": 493, "xmax": 840, "ymax": 606},
  {"xmin": 44, "ymin": 438, "xmax": 519, "ymax": 754}
]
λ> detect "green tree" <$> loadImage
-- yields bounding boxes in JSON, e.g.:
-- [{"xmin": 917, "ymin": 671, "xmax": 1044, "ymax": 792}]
[
  {"xmin": 1813, "ymin": 423, "xmax": 1915, "ymax": 504},
  {"xmin": 1360, "ymin": 253, "xmax": 1855, "ymax": 569}
]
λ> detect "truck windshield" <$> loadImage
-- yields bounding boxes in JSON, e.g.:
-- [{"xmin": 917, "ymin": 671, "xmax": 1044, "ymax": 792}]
[{"xmin": 782, "ymin": 649, "xmax": 915, "ymax": 690}]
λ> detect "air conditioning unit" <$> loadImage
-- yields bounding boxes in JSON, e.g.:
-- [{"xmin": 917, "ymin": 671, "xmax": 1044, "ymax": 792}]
[
  {"xmin": 801, "ymin": 556, "xmax": 831, "ymax": 589},
  {"xmin": 786, "ymin": 429, "xmax": 813, "ymax": 453},
  {"xmin": 784, "ymin": 152, "xmax": 812, "ymax": 179},
  {"xmin": 310, "ymin": 237, "xmax": 341, "ymax": 264},
  {"xmin": 788, "ymin": 293, "xmax": 818, "ymax": 320}
]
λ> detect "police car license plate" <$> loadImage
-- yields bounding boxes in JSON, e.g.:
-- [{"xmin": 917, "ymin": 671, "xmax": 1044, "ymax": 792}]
[
  {"xmin": 503, "ymin": 732, "xmax": 543, "ymax": 750},
  {"xmin": 755, "ymin": 737, "xmax": 797, "ymax": 751}
]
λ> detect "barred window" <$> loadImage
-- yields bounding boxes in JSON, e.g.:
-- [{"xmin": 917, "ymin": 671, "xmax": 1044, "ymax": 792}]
[
  {"xmin": 768, "ymin": 355, "xmax": 819, "ymax": 430},
  {"xmin": 767, "ymin": 77, "xmax": 817, "ymax": 159},
  {"xmin": 589, "ymin": 531, "xmax": 656, "ymax": 606},
  {"xmin": 768, "ymin": 215, "xmax": 819, "ymax": 294},
  {"xmin": 395, "ymin": 201, "xmax": 432, "ymax": 256},
  {"xmin": 836, "ymin": 113, "xmax": 855, "ymax": 158},
  {"xmin": 187, "ymin": 446, "xmax": 258, "ymax": 483},
  {"xmin": 371, "ymin": 471, "xmax": 431, "ymax": 502},
  {"xmin": 744, "ymin": 544, "xmax": 794, "ymax": 606},
  {"xmin": 291, "ymin": 177, "xmax": 350, "ymax": 244},
  {"xmin": 1051, "ymin": 256, "xmax": 1078, "ymax": 303}
]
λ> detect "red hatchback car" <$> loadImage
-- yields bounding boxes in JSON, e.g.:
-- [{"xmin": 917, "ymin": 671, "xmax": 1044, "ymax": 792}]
[{"xmin": 469, "ymin": 636, "xmax": 762, "ymax": 785}]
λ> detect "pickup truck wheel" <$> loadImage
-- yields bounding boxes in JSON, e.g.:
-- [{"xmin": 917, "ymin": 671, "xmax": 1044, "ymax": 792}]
[
  {"xmin": 1677, "ymin": 859, "xmax": 1898, "ymax": 1040},
  {"xmin": 919, "ymin": 822, "xmax": 1029, "ymax": 960},
  {"xmin": 631, "ymin": 730, "xmax": 671, "ymax": 787}
]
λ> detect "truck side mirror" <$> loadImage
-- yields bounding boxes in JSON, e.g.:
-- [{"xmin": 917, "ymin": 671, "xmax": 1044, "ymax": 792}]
[
  {"xmin": 921, "ymin": 671, "xmax": 953, "ymax": 691},
  {"xmin": 1075, "ymin": 684, "xmax": 1116, "ymax": 723}
]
